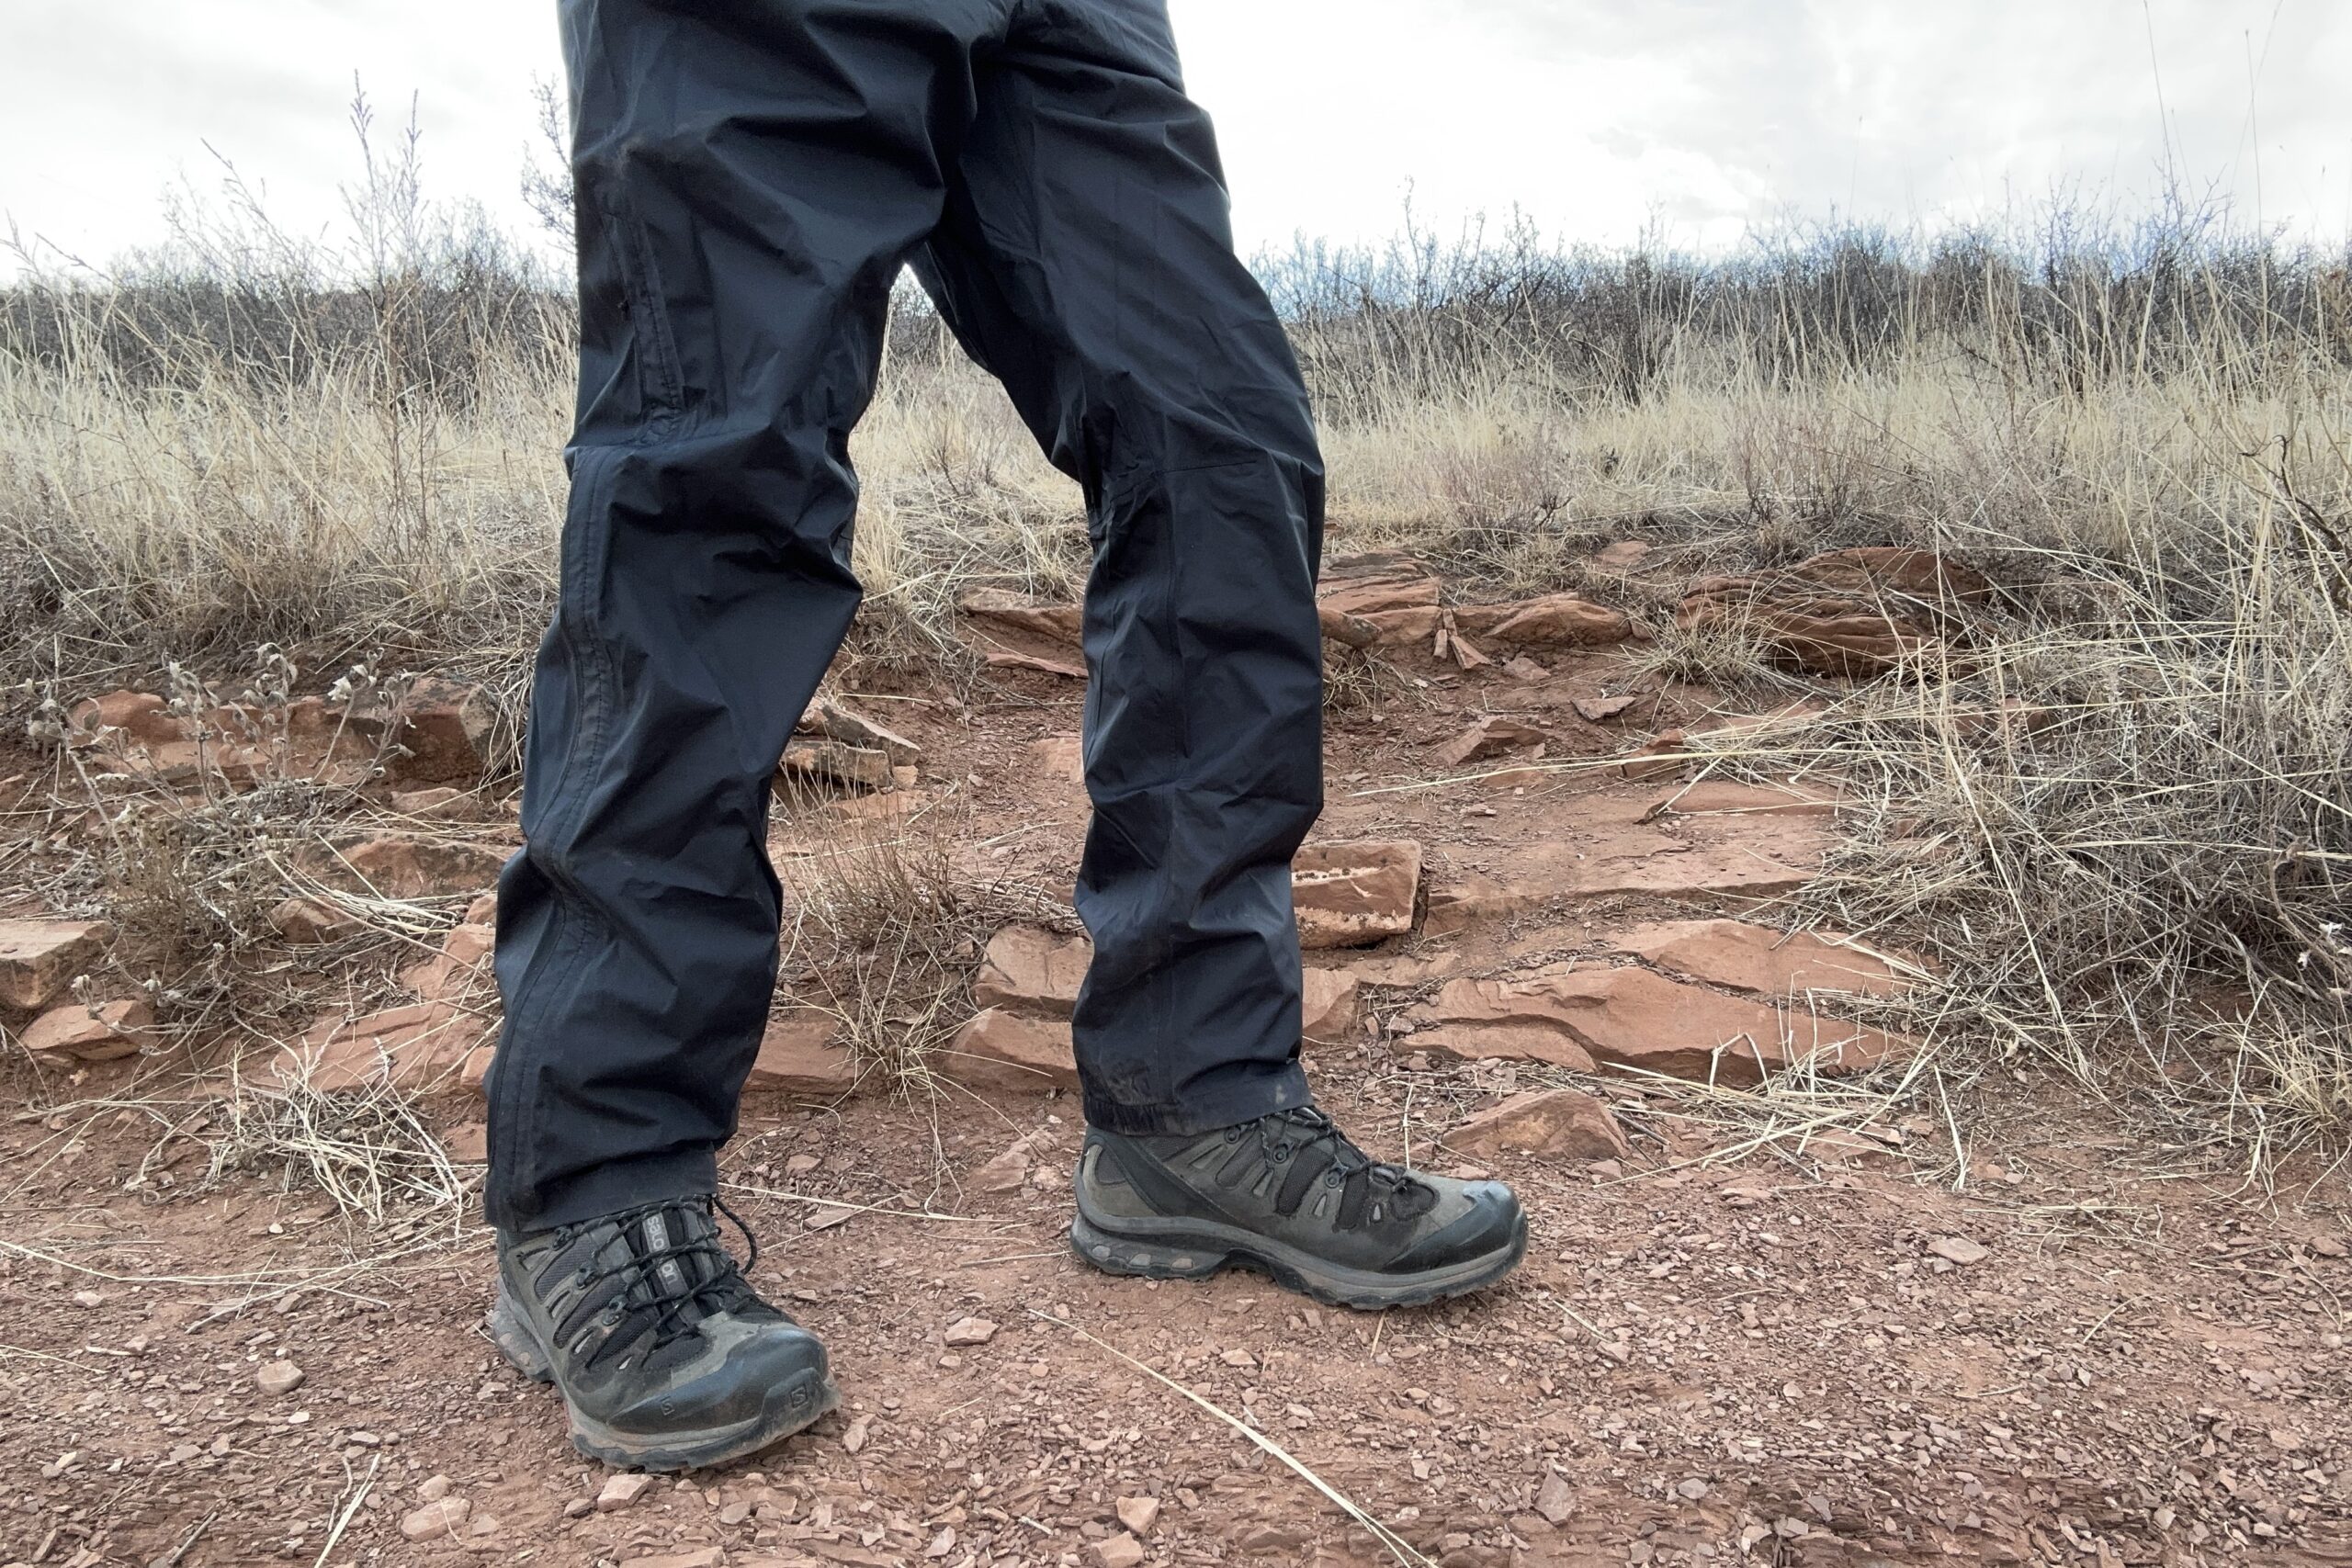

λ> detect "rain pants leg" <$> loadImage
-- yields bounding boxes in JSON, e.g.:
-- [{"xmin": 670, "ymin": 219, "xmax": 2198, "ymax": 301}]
[{"xmin": 488, "ymin": 0, "xmax": 1324, "ymax": 1232}]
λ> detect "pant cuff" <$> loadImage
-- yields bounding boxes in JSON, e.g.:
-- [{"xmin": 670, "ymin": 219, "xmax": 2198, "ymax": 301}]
[
  {"xmin": 488, "ymin": 1146, "xmax": 719, "ymax": 1235},
  {"xmin": 1081, "ymin": 1059, "xmax": 1312, "ymax": 1138}
]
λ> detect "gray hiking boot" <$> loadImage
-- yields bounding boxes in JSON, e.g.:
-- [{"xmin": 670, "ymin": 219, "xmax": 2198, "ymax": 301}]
[
  {"xmin": 1071, "ymin": 1106, "xmax": 1527, "ymax": 1310},
  {"xmin": 486, "ymin": 1195, "xmax": 837, "ymax": 1471}
]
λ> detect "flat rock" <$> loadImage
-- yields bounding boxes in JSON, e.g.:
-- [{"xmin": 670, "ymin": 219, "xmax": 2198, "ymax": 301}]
[
  {"xmin": 747, "ymin": 1013, "xmax": 858, "ymax": 1096},
  {"xmin": 380, "ymin": 675, "xmax": 496, "ymax": 785},
  {"xmin": 1317, "ymin": 553, "xmax": 1441, "ymax": 619},
  {"xmin": 799, "ymin": 697, "xmax": 922, "ymax": 766},
  {"xmin": 22, "ymin": 998, "xmax": 151, "ymax": 1062},
  {"xmin": 960, "ymin": 588, "xmax": 1084, "ymax": 646},
  {"xmin": 442, "ymin": 1122, "xmax": 489, "ymax": 1162},
  {"xmin": 779, "ymin": 739, "xmax": 893, "ymax": 791},
  {"xmin": 66, "ymin": 689, "xmax": 182, "ymax": 746},
  {"xmin": 1449, "ymin": 1089, "xmax": 1629, "ymax": 1160},
  {"xmin": 1456, "ymin": 592, "xmax": 1640, "ymax": 649},
  {"xmin": 1093, "ymin": 1535, "xmax": 1147, "ymax": 1568},
  {"xmin": 1610, "ymin": 919, "xmax": 1915, "ymax": 999},
  {"xmin": 974, "ymin": 925, "xmax": 1092, "ymax": 1017},
  {"xmin": 1434, "ymin": 715, "xmax": 1552, "ymax": 769},
  {"xmin": 399, "ymin": 1497, "xmax": 470, "ymax": 1542},
  {"xmin": 269, "ymin": 897, "xmax": 363, "ymax": 945},
  {"xmin": 940, "ymin": 1009, "xmax": 1079, "ymax": 1091},
  {"xmin": 971, "ymin": 1137, "xmax": 1033, "ymax": 1192},
  {"xmin": 1571, "ymin": 694, "xmax": 1644, "ymax": 723},
  {"xmin": 1405, "ymin": 964, "xmax": 1909, "ymax": 1084},
  {"xmin": 1115, "ymin": 1495, "xmax": 1161, "ymax": 1535},
  {"xmin": 1595, "ymin": 540, "xmax": 1653, "ymax": 570},
  {"xmin": 943, "ymin": 1314, "xmax": 999, "ymax": 1346},
  {"xmin": 1678, "ymin": 547, "xmax": 1992, "ymax": 675},
  {"xmin": 401, "ymin": 921, "xmax": 495, "ymax": 1004},
  {"xmin": 621, "ymin": 1551, "xmax": 722, "ymax": 1568},
  {"xmin": 315, "ymin": 834, "xmax": 505, "ymax": 900},
  {"xmin": 596, "ymin": 1472, "xmax": 656, "ymax": 1512},
  {"xmin": 0, "ymin": 919, "xmax": 113, "ymax": 1010},
  {"xmin": 1027, "ymin": 734, "xmax": 1087, "ymax": 786},
  {"xmin": 1301, "ymin": 967, "xmax": 1362, "ymax": 1044},
  {"xmin": 1293, "ymin": 840, "xmax": 1421, "ymax": 949},
  {"xmin": 1646, "ymin": 780, "xmax": 1838, "ymax": 818},
  {"xmin": 254, "ymin": 1359, "xmax": 305, "ymax": 1395},
  {"xmin": 276, "ymin": 1001, "xmax": 490, "ymax": 1092}
]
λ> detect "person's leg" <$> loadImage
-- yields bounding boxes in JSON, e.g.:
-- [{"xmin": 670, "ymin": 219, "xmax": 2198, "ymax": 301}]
[
  {"xmin": 911, "ymin": 0, "xmax": 1527, "ymax": 1308},
  {"xmin": 489, "ymin": 0, "xmax": 993, "ymax": 1233},
  {"xmin": 910, "ymin": 0, "xmax": 1327, "ymax": 1137}
]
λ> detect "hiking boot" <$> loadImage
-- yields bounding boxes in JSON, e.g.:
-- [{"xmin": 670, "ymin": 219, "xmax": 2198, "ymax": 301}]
[
  {"xmin": 1071, "ymin": 1106, "xmax": 1527, "ymax": 1310},
  {"xmin": 485, "ymin": 1195, "xmax": 837, "ymax": 1471}
]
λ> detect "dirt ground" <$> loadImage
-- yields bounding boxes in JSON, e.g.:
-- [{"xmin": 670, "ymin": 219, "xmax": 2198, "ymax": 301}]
[{"xmin": 4, "ymin": 610, "xmax": 2350, "ymax": 1568}]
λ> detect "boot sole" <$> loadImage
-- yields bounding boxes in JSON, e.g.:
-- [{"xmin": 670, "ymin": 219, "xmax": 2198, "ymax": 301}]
[
  {"xmin": 485, "ymin": 1287, "xmax": 839, "ymax": 1472},
  {"xmin": 1069, "ymin": 1207, "xmax": 1528, "ymax": 1311}
]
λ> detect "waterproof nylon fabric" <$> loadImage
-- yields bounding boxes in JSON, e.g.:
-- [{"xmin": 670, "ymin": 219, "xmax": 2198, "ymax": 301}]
[{"xmin": 487, "ymin": 0, "xmax": 1326, "ymax": 1230}]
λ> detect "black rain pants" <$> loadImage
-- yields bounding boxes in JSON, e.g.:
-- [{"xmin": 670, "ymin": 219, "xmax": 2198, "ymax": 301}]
[{"xmin": 486, "ymin": 0, "xmax": 1326, "ymax": 1231}]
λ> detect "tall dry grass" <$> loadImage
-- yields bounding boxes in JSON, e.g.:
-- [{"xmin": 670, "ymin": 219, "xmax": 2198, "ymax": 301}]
[{"xmin": 5, "ymin": 148, "xmax": 2351, "ymax": 1150}]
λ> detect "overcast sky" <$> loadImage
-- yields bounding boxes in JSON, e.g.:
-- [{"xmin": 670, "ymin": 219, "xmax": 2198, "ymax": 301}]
[{"xmin": 5, "ymin": 0, "xmax": 2347, "ymax": 276}]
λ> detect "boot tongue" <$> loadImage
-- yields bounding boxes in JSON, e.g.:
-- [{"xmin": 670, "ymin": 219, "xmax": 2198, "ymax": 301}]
[{"xmin": 635, "ymin": 1204, "xmax": 725, "ymax": 1325}]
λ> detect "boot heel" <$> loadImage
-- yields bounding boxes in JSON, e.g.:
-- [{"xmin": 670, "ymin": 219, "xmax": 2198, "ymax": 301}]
[
  {"xmin": 1070, "ymin": 1213, "xmax": 1231, "ymax": 1280},
  {"xmin": 484, "ymin": 1282, "xmax": 556, "ymax": 1383}
]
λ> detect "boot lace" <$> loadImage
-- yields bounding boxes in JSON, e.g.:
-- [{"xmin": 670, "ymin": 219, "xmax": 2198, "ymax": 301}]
[
  {"xmin": 1252, "ymin": 1106, "xmax": 1436, "ymax": 1227},
  {"xmin": 555, "ymin": 1193, "xmax": 767, "ymax": 1363}
]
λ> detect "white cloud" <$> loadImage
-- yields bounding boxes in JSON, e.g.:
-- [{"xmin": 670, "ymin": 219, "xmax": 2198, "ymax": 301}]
[{"xmin": 3, "ymin": 0, "xmax": 2345, "ymax": 276}]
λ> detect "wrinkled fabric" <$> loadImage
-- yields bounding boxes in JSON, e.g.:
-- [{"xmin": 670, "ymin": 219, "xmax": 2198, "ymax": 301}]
[{"xmin": 487, "ymin": 0, "xmax": 1327, "ymax": 1231}]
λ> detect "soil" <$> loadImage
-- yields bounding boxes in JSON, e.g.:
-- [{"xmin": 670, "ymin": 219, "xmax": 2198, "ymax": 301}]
[{"xmin": 3, "ymin": 615, "xmax": 2349, "ymax": 1568}]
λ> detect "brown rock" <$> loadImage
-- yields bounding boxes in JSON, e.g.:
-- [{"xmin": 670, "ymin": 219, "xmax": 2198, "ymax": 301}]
[
  {"xmin": 401, "ymin": 921, "xmax": 495, "ymax": 1004},
  {"xmin": 442, "ymin": 1122, "xmax": 489, "ymax": 1162},
  {"xmin": 254, "ymin": 1359, "xmax": 305, "ymax": 1395},
  {"xmin": 1027, "ymin": 734, "xmax": 1086, "ymax": 785},
  {"xmin": 1448, "ymin": 1089, "xmax": 1628, "ymax": 1160},
  {"xmin": 971, "ymin": 1138, "xmax": 1033, "ymax": 1192},
  {"xmin": 460, "ymin": 1045, "xmax": 496, "ymax": 1095},
  {"xmin": 463, "ymin": 890, "xmax": 498, "ymax": 926},
  {"xmin": 984, "ymin": 648, "xmax": 1088, "ymax": 680},
  {"xmin": 277, "ymin": 1002, "xmax": 489, "ymax": 1092},
  {"xmin": 747, "ymin": 1013, "xmax": 858, "ymax": 1096},
  {"xmin": 1501, "ymin": 655, "xmax": 1550, "ymax": 682},
  {"xmin": 1114, "ymin": 1495, "xmax": 1161, "ymax": 1536},
  {"xmin": 798, "ymin": 697, "xmax": 923, "ymax": 767},
  {"xmin": 388, "ymin": 785, "xmax": 475, "ymax": 818},
  {"xmin": 1317, "ymin": 554, "xmax": 1441, "ymax": 618},
  {"xmin": 943, "ymin": 1314, "xmax": 999, "ymax": 1346},
  {"xmin": 0, "ymin": 919, "xmax": 113, "ymax": 1010},
  {"xmin": 1458, "ymin": 592, "xmax": 1639, "ymax": 648},
  {"xmin": 1595, "ymin": 540, "xmax": 1653, "ymax": 570},
  {"xmin": 1571, "ymin": 694, "xmax": 1644, "ymax": 723},
  {"xmin": 780, "ymin": 739, "xmax": 893, "ymax": 791},
  {"xmin": 1093, "ymin": 1535, "xmax": 1147, "ymax": 1568},
  {"xmin": 1301, "ymin": 967, "xmax": 1362, "ymax": 1044},
  {"xmin": 973, "ymin": 925, "xmax": 1092, "ymax": 1017},
  {"xmin": 319, "ymin": 834, "xmax": 505, "ymax": 900},
  {"xmin": 66, "ymin": 689, "xmax": 183, "ymax": 746},
  {"xmin": 21, "ymin": 998, "xmax": 151, "ymax": 1061},
  {"xmin": 940, "ymin": 1009, "xmax": 1079, "ymax": 1090},
  {"xmin": 621, "ymin": 1550, "xmax": 721, "ymax": 1568},
  {"xmin": 1677, "ymin": 547, "xmax": 1992, "ymax": 676},
  {"xmin": 1610, "ymin": 919, "xmax": 1915, "ymax": 999},
  {"xmin": 399, "ymin": 1497, "xmax": 470, "ymax": 1542},
  {"xmin": 384, "ymin": 675, "xmax": 496, "ymax": 785},
  {"xmin": 960, "ymin": 588, "xmax": 1084, "ymax": 646},
  {"xmin": 269, "ymin": 897, "xmax": 362, "ymax": 945},
  {"xmin": 1293, "ymin": 840, "xmax": 1421, "ymax": 949},
  {"xmin": 1646, "ymin": 780, "xmax": 1837, "ymax": 818},
  {"xmin": 1406, "ymin": 964, "xmax": 1908, "ymax": 1084},
  {"xmin": 1434, "ymin": 716, "xmax": 1552, "ymax": 769},
  {"xmin": 596, "ymin": 1472, "xmax": 656, "ymax": 1512},
  {"xmin": 1534, "ymin": 1470, "xmax": 1577, "ymax": 1525},
  {"xmin": 1615, "ymin": 729, "xmax": 1687, "ymax": 781}
]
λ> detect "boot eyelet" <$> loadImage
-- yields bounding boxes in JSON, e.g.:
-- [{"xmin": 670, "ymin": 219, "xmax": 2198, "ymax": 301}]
[
  {"xmin": 1224, "ymin": 1128, "xmax": 1244, "ymax": 1144},
  {"xmin": 1324, "ymin": 1171, "xmax": 1343, "ymax": 1188},
  {"xmin": 1271, "ymin": 1145, "xmax": 1291, "ymax": 1162}
]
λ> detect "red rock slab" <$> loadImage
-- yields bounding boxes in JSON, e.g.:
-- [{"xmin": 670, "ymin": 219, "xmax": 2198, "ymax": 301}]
[
  {"xmin": 1420, "ymin": 820, "xmax": 1822, "ymax": 936},
  {"xmin": 311, "ymin": 834, "xmax": 507, "ymax": 901},
  {"xmin": 748, "ymin": 1013, "xmax": 859, "ymax": 1096},
  {"xmin": 1677, "ymin": 547, "xmax": 1992, "ymax": 677},
  {"xmin": 1317, "ymin": 555, "xmax": 1442, "ymax": 619},
  {"xmin": 276, "ymin": 1002, "xmax": 491, "ymax": 1092},
  {"xmin": 1453, "ymin": 593, "xmax": 1640, "ymax": 649},
  {"xmin": 1645, "ymin": 780, "xmax": 1839, "ymax": 818},
  {"xmin": 1408, "ymin": 1021, "xmax": 1598, "ymax": 1073},
  {"xmin": 937, "ymin": 1009, "xmax": 1079, "ymax": 1091},
  {"xmin": 973, "ymin": 925, "xmax": 1092, "ymax": 1017},
  {"xmin": 1407, "ymin": 964, "xmax": 1908, "ymax": 1084},
  {"xmin": 959, "ymin": 589, "xmax": 1084, "ymax": 646},
  {"xmin": 1301, "ymin": 968, "xmax": 1362, "ymax": 1044},
  {"xmin": 797, "ymin": 698, "xmax": 922, "ymax": 767},
  {"xmin": 1447, "ymin": 1089, "xmax": 1628, "ymax": 1160},
  {"xmin": 384, "ymin": 675, "xmax": 497, "ymax": 785},
  {"xmin": 0, "ymin": 919, "xmax": 114, "ymax": 1010},
  {"xmin": 1609, "ymin": 919, "xmax": 1917, "ymax": 999},
  {"xmin": 401, "ymin": 922, "xmax": 495, "ymax": 1005},
  {"xmin": 22, "ymin": 998, "xmax": 152, "ymax": 1062},
  {"xmin": 66, "ymin": 690, "xmax": 183, "ymax": 747},
  {"xmin": 1434, "ymin": 716, "xmax": 1553, "ymax": 769},
  {"xmin": 1293, "ymin": 840, "xmax": 1422, "ymax": 949},
  {"xmin": 1026, "ymin": 734, "xmax": 1086, "ymax": 786}
]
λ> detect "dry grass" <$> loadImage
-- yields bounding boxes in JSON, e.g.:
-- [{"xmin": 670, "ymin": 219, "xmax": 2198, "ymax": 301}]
[{"xmin": 5, "ymin": 156, "xmax": 2351, "ymax": 1154}]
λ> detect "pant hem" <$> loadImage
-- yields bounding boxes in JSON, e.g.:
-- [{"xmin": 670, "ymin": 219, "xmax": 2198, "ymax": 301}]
[
  {"xmin": 490, "ymin": 1148, "xmax": 719, "ymax": 1235},
  {"xmin": 1081, "ymin": 1060, "xmax": 1311, "ymax": 1138}
]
